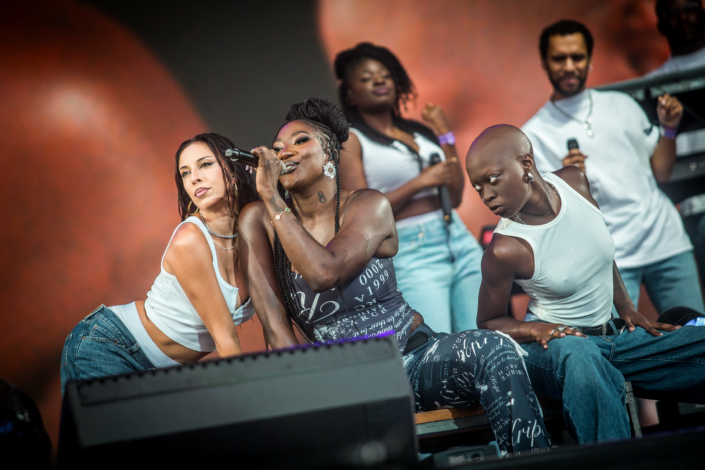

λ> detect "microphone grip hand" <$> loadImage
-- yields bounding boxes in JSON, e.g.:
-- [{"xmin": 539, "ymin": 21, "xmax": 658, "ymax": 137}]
[
  {"xmin": 251, "ymin": 146, "xmax": 287, "ymax": 197},
  {"xmin": 429, "ymin": 153, "xmax": 453, "ymax": 225}
]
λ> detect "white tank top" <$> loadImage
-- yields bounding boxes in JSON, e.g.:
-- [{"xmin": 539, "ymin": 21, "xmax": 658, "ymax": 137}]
[
  {"xmin": 144, "ymin": 216, "xmax": 255, "ymax": 351},
  {"xmin": 494, "ymin": 173, "xmax": 615, "ymax": 327},
  {"xmin": 350, "ymin": 127, "xmax": 446, "ymax": 202}
]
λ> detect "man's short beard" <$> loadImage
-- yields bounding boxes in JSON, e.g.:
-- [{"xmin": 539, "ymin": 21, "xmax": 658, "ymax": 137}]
[{"xmin": 549, "ymin": 73, "xmax": 588, "ymax": 98}]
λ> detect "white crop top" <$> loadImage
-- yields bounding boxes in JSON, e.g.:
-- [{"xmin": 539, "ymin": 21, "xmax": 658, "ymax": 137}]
[
  {"xmin": 494, "ymin": 173, "xmax": 615, "ymax": 328},
  {"xmin": 351, "ymin": 127, "xmax": 446, "ymax": 201},
  {"xmin": 144, "ymin": 217, "xmax": 255, "ymax": 352}
]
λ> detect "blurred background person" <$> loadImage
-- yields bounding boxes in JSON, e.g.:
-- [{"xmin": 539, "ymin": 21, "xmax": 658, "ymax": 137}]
[
  {"xmin": 334, "ymin": 43, "xmax": 482, "ymax": 333},
  {"xmin": 649, "ymin": 0, "xmax": 705, "ymax": 74},
  {"xmin": 522, "ymin": 20, "xmax": 703, "ymax": 316},
  {"xmin": 648, "ymin": 0, "xmax": 705, "ymax": 293},
  {"xmin": 60, "ymin": 134, "xmax": 259, "ymax": 396}
]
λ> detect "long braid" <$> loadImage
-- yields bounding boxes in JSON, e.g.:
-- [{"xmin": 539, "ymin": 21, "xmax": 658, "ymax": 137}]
[{"xmin": 272, "ymin": 98, "xmax": 357, "ymax": 341}]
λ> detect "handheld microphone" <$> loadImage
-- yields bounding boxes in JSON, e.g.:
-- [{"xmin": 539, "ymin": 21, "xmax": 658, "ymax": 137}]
[
  {"xmin": 430, "ymin": 153, "xmax": 453, "ymax": 225},
  {"xmin": 567, "ymin": 138, "xmax": 579, "ymax": 151},
  {"xmin": 225, "ymin": 148, "xmax": 287, "ymax": 175}
]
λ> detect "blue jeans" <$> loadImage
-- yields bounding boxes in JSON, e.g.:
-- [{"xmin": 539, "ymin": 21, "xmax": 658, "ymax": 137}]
[
  {"xmin": 60, "ymin": 305, "xmax": 155, "ymax": 397},
  {"xmin": 617, "ymin": 250, "xmax": 704, "ymax": 315},
  {"xmin": 521, "ymin": 323, "xmax": 705, "ymax": 443},
  {"xmin": 395, "ymin": 211, "xmax": 483, "ymax": 333}
]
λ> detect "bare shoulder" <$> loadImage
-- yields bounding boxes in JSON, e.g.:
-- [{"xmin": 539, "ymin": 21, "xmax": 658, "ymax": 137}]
[
  {"xmin": 165, "ymin": 221, "xmax": 212, "ymax": 268},
  {"xmin": 344, "ymin": 188, "xmax": 392, "ymax": 214},
  {"xmin": 239, "ymin": 201, "xmax": 267, "ymax": 230},
  {"xmin": 554, "ymin": 166, "xmax": 599, "ymax": 208},
  {"xmin": 483, "ymin": 233, "xmax": 529, "ymax": 268}
]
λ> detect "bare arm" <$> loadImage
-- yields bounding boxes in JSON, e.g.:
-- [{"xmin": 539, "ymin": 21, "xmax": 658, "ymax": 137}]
[
  {"xmin": 238, "ymin": 202, "xmax": 299, "ymax": 349},
  {"xmin": 164, "ymin": 224, "xmax": 242, "ymax": 357},
  {"xmin": 477, "ymin": 234, "xmax": 585, "ymax": 348},
  {"xmin": 339, "ymin": 124, "xmax": 459, "ymax": 215},
  {"xmin": 421, "ymin": 103, "xmax": 465, "ymax": 207},
  {"xmin": 651, "ymin": 93, "xmax": 683, "ymax": 182},
  {"xmin": 254, "ymin": 145, "xmax": 397, "ymax": 293}
]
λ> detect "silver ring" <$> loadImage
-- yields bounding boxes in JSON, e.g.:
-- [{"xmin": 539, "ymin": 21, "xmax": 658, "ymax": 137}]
[
  {"xmin": 556, "ymin": 325, "xmax": 567, "ymax": 333},
  {"xmin": 548, "ymin": 329, "xmax": 555, "ymax": 335}
]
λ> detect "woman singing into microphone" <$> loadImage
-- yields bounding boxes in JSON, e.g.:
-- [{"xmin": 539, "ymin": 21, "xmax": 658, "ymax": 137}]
[
  {"xmin": 238, "ymin": 98, "xmax": 550, "ymax": 455},
  {"xmin": 60, "ymin": 134, "xmax": 259, "ymax": 396},
  {"xmin": 334, "ymin": 43, "xmax": 482, "ymax": 333}
]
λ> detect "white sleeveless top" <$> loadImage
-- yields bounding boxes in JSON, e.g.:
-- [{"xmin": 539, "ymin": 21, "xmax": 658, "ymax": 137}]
[
  {"xmin": 144, "ymin": 217, "xmax": 255, "ymax": 351},
  {"xmin": 350, "ymin": 127, "xmax": 446, "ymax": 202},
  {"xmin": 494, "ymin": 173, "xmax": 614, "ymax": 327}
]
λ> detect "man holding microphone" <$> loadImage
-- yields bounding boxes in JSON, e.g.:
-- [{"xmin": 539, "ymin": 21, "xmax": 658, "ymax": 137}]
[{"xmin": 522, "ymin": 20, "xmax": 703, "ymax": 315}]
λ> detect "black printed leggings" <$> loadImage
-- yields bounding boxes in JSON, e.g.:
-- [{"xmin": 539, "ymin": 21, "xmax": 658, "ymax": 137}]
[{"xmin": 404, "ymin": 328, "xmax": 551, "ymax": 455}]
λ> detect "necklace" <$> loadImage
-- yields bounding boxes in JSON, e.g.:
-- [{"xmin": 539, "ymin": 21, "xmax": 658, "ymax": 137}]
[
  {"xmin": 513, "ymin": 181, "xmax": 560, "ymax": 225},
  {"xmin": 200, "ymin": 212, "xmax": 237, "ymax": 239},
  {"xmin": 551, "ymin": 90, "xmax": 594, "ymax": 137},
  {"xmin": 212, "ymin": 239, "xmax": 236, "ymax": 250}
]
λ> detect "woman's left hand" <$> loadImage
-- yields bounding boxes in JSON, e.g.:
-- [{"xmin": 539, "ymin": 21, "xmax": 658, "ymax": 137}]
[
  {"xmin": 251, "ymin": 146, "xmax": 284, "ymax": 197},
  {"xmin": 619, "ymin": 308, "xmax": 680, "ymax": 336},
  {"xmin": 421, "ymin": 102, "xmax": 451, "ymax": 136}
]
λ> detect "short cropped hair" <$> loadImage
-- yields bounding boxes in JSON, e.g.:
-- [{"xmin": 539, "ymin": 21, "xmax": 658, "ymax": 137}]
[{"xmin": 539, "ymin": 20, "xmax": 594, "ymax": 59}]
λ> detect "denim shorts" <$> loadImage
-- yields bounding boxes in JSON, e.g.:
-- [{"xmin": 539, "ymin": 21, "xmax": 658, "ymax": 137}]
[{"xmin": 60, "ymin": 305, "xmax": 156, "ymax": 397}]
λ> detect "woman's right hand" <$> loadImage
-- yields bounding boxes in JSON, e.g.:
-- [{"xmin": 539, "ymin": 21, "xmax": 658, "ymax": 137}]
[
  {"xmin": 417, "ymin": 161, "xmax": 453, "ymax": 188},
  {"xmin": 251, "ymin": 146, "xmax": 285, "ymax": 197},
  {"xmin": 530, "ymin": 322, "xmax": 586, "ymax": 349}
]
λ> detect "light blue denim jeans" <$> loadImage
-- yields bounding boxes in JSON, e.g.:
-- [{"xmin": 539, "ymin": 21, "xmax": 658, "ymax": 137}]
[
  {"xmin": 60, "ymin": 305, "xmax": 155, "ymax": 397},
  {"xmin": 617, "ymin": 250, "xmax": 704, "ymax": 315},
  {"xmin": 394, "ymin": 210, "xmax": 483, "ymax": 333},
  {"xmin": 520, "ymin": 322, "xmax": 705, "ymax": 443}
]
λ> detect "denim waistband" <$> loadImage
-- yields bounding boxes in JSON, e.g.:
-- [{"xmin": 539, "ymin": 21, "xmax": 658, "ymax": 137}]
[{"xmin": 397, "ymin": 210, "xmax": 461, "ymax": 243}]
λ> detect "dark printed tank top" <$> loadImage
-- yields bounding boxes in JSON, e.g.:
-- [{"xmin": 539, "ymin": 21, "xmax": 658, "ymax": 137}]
[{"xmin": 291, "ymin": 256, "xmax": 415, "ymax": 353}]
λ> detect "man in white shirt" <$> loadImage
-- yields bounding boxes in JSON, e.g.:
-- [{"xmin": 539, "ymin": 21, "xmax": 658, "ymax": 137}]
[{"xmin": 522, "ymin": 20, "xmax": 704, "ymax": 316}]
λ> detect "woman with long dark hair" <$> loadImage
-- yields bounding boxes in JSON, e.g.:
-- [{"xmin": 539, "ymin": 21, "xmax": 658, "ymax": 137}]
[
  {"xmin": 239, "ymin": 98, "xmax": 550, "ymax": 455},
  {"xmin": 60, "ymin": 133, "xmax": 259, "ymax": 396},
  {"xmin": 333, "ymin": 42, "xmax": 483, "ymax": 333}
]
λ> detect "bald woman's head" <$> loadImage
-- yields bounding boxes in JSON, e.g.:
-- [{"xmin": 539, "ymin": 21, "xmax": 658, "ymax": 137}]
[
  {"xmin": 467, "ymin": 125, "xmax": 533, "ymax": 170},
  {"xmin": 465, "ymin": 124, "xmax": 538, "ymax": 218}
]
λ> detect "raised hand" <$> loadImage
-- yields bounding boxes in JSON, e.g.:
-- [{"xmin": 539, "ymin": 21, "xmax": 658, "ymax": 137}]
[
  {"xmin": 657, "ymin": 93, "xmax": 683, "ymax": 129},
  {"xmin": 421, "ymin": 102, "xmax": 451, "ymax": 136}
]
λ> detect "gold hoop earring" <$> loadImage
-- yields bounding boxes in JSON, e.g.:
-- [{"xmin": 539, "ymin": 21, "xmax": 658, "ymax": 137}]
[{"xmin": 187, "ymin": 201, "xmax": 200, "ymax": 216}]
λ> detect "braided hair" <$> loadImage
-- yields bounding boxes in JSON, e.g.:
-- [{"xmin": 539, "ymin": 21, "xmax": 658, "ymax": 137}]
[
  {"xmin": 272, "ymin": 98, "xmax": 350, "ymax": 340},
  {"xmin": 174, "ymin": 133, "xmax": 259, "ymax": 229}
]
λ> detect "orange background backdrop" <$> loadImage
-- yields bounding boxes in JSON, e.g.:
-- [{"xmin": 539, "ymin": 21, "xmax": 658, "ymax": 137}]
[{"xmin": 0, "ymin": 0, "xmax": 674, "ymax": 461}]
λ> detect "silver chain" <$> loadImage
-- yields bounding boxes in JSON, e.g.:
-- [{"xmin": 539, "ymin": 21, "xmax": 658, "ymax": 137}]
[
  {"xmin": 513, "ymin": 181, "xmax": 560, "ymax": 225},
  {"xmin": 551, "ymin": 90, "xmax": 594, "ymax": 137},
  {"xmin": 200, "ymin": 212, "xmax": 237, "ymax": 239}
]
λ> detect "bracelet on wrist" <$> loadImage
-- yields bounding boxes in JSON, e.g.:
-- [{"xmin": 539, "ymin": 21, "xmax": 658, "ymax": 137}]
[
  {"xmin": 437, "ymin": 131, "xmax": 456, "ymax": 146},
  {"xmin": 271, "ymin": 207, "xmax": 292, "ymax": 225},
  {"xmin": 660, "ymin": 123, "xmax": 678, "ymax": 139}
]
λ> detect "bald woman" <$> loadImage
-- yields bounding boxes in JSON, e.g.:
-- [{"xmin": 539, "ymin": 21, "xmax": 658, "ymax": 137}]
[{"xmin": 466, "ymin": 124, "xmax": 705, "ymax": 443}]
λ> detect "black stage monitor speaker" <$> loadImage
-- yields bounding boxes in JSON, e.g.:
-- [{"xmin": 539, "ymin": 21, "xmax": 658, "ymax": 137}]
[
  {"xmin": 596, "ymin": 65, "xmax": 705, "ymax": 203},
  {"xmin": 58, "ymin": 334, "xmax": 417, "ymax": 469}
]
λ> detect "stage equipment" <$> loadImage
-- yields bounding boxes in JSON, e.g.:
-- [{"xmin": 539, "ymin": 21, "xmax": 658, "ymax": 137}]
[
  {"xmin": 429, "ymin": 153, "xmax": 453, "ymax": 225},
  {"xmin": 58, "ymin": 334, "xmax": 417, "ymax": 469},
  {"xmin": 225, "ymin": 148, "xmax": 287, "ymax": 174},
  {"xmin": 596, "ymin": 65, "xmax": 705, "ymax": 203}
]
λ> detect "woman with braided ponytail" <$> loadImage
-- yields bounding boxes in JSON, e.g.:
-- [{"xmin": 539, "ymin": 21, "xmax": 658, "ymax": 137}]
[{"xmin": 239, "ymin": 98, "xmax": 550, "ymax": 455}]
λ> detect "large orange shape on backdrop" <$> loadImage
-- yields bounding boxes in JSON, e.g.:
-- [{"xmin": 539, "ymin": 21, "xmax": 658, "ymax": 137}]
[
  {"xmin": 0, "ymin": 0, "xmax": 265, "ymax": 456},
  {"xmin": 318, "ymin": 0, "xmax": 669, "ymax": 237}
]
